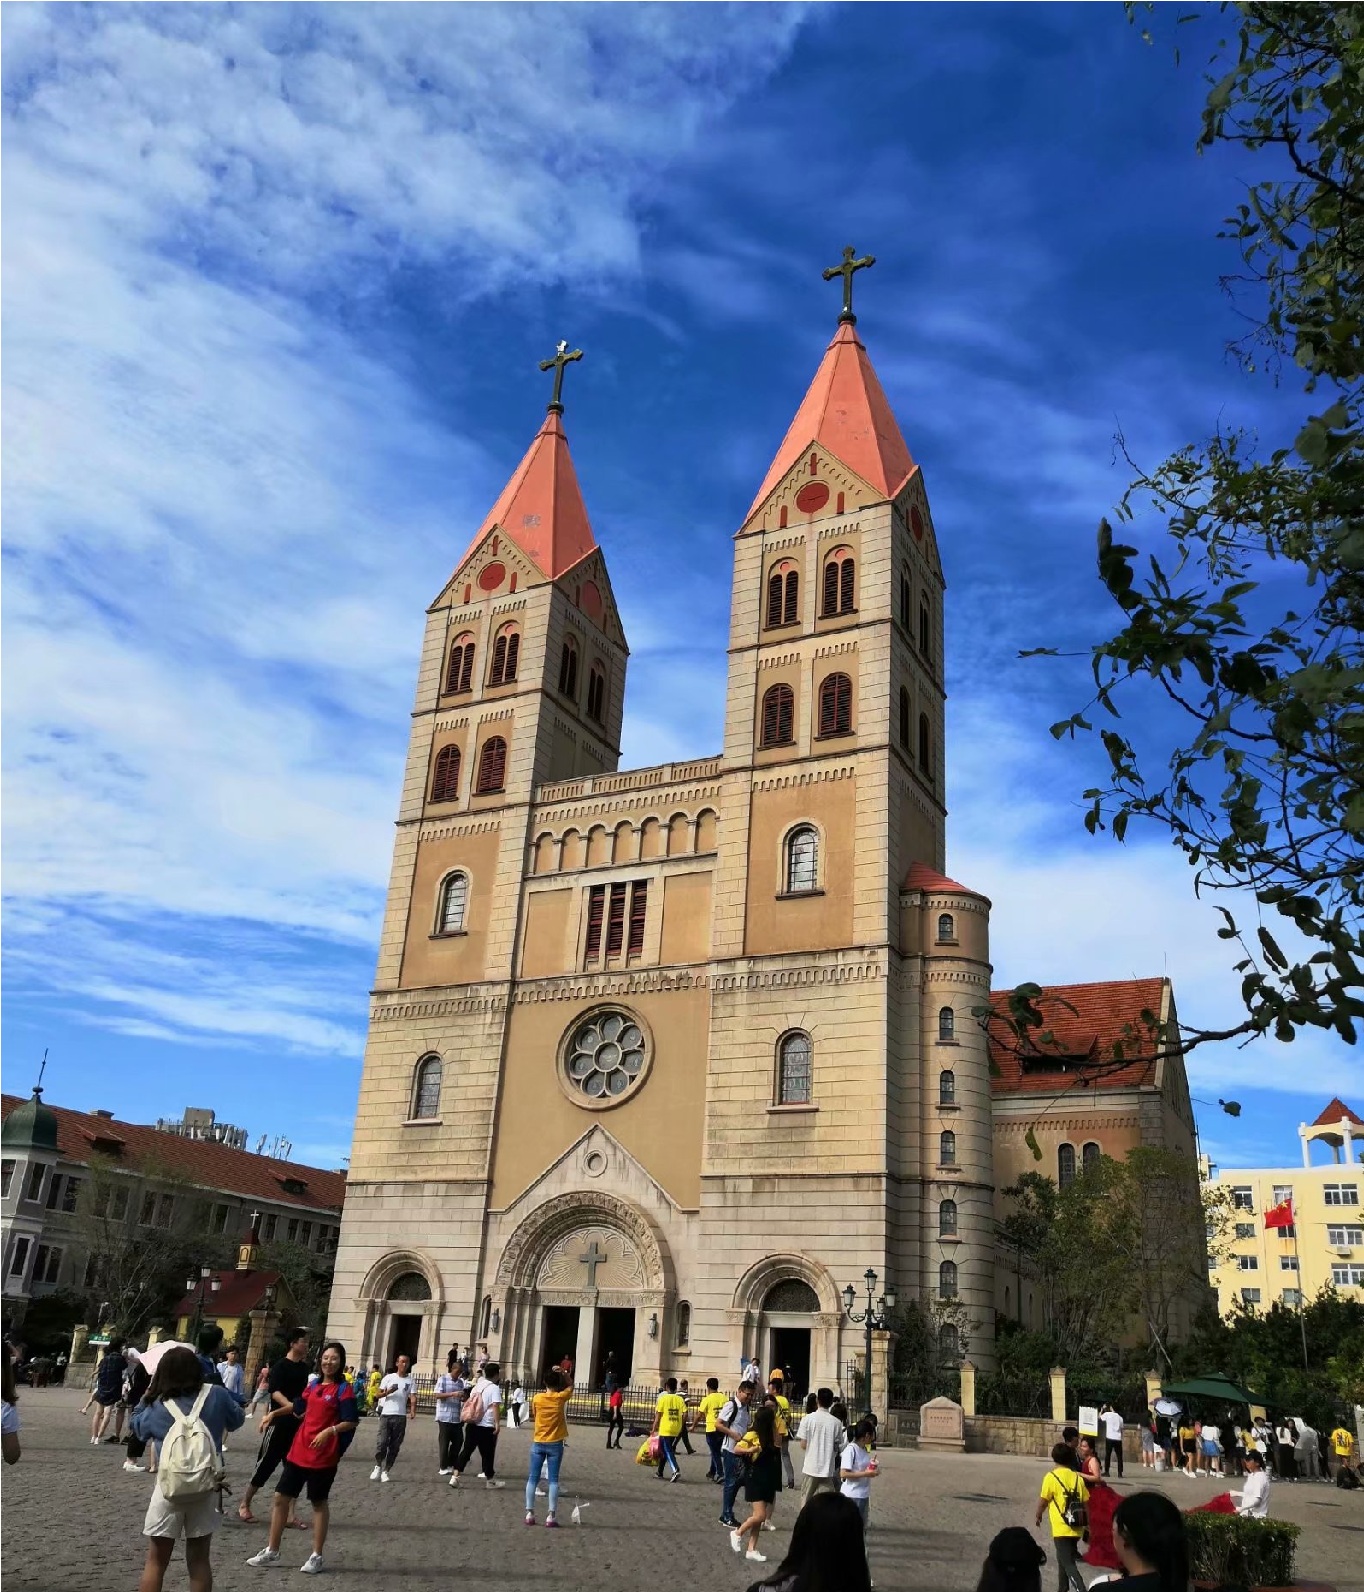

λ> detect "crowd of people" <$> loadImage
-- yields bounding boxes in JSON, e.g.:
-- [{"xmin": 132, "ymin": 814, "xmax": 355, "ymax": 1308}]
[{"xmin": 1136, "ymin": 1400, "xmax": 1359, "ymax": 1488}]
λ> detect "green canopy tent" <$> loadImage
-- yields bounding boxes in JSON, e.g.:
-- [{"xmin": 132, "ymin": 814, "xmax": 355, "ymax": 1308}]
[{"xmin": 1158, "ymin": 1374, "xmax": 1268, "ymax": 1407}]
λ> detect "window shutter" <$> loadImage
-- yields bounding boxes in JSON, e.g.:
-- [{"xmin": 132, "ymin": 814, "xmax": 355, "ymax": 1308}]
[
  {"xmin": 585, "ymin": 886, "xmax": 606, "ymax": 960},
  {"xmin": 784, "ymin": 570, "xmax": 799, "ymax": 625},
  {"xmin": 490, "ymin": 634, "xmax": 507, "ymax": 686},
  {"xmin": 431, "ymin": 745, "xmax": 460, "ymax": 803},
  {"xmin": 445, "ymin": 645, "xmax": 462, "ymax": 694},
  {"xmin": 504, "ymin": 632, "xmax": 520, "ymax": 681},
  {"xmin": 628, "ymin": 881, "xmax": 648, "ymax": 955},
  {"xmin": 822, "ymin": 559, "xmax": 838, "ymax": 616},
  {"xmin": 766, "ymin": 573, "xmax": 783, "ymax": 628},
  {"xmin": 840, "ymin": 556, "xmax": 855, "ymax": 612},
  {"xmin": 761, "ymin": 687, "xmax": 779, "ymax": 746},
  {"xmin": 776, "ymin": 684, "xmax": 793, "ymax": 743},
  {"xmin": 458, "ymin": 645, "xmax": 474, "ymax": 692},
  {"xmin": 477, "ymin": 737, "xmax": 506, "ymax": 793},
  {"xmin": 820, "ymin": 672, "xmax": 851, "ymax": 735},
  {"xmin": 605, "ymin": 883, "xmax": 627, "ymax": 955},
  {"xmin": 818, "ymin": 676, "xmax": 835, "ymax": 736},
  {"xmin": 762, "ymin": 684, "xmax": 793, "ymax": 747}
]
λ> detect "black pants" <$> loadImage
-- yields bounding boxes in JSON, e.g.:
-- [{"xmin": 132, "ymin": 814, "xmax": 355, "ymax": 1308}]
[
  {"xmin": 677, "ymin": 1425, "xmax": 694, "ymax": 1455},
  {"xmin": 456, "ymin": 1424, "xmax": 498, "ymax": 1478},
  {"xmin": 374, "ymin": 1414, "xmax": 407, "ymax": 1471},
  {"xmin": 606, "ymin": 1409, "xmax": 624, "ymax": 1447},
  {"xmin": 1104, "ymin": 1438, "xmax": 1124, "ymax": 1477},
  {"xmin": 438, "ymin": 1423, "xmax": 462, "ymax": 1469},
  {"xmin": 251, "ymin": 1420, "xmax": 297, "ymax": 1491}
]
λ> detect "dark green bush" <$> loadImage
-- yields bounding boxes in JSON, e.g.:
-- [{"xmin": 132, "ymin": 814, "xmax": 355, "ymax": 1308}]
[{"xmin": 1185, "ymin": 1512, "xmax": 1300, "ymax": 1589}]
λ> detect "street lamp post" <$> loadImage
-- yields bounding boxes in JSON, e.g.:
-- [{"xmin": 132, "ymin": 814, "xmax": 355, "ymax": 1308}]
[
  {"xmin": 185, "ymin": 1265, "xmax": 221, "ymax": 1345},
  {"xmin": 842, "ymin": 1268, "xmax": 896, "ymax": 1419}
]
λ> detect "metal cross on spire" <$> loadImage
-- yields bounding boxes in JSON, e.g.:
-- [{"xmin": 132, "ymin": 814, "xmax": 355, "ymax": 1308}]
[
  {"xmin": 539, "ymin": 339, "xmax": 584, "ymax": 414},
  {"xmin": 822, "ymin": 245, "xmax": 877, "ymax": 325}
]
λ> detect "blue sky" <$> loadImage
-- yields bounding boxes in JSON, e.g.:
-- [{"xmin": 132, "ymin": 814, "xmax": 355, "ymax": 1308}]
[{"xmin": 3, "ymin": 2, "xmax": 1357, "ymax": 1172}]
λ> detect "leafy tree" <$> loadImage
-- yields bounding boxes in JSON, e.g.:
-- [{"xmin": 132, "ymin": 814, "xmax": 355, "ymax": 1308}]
[
  {"xmin": 253, "ymin": 1238, "xmax": 336, "ymax": 1338},
  {"xmin": 1024, "ymin": 3, "xmax": 1364, "ymax": 1059}
]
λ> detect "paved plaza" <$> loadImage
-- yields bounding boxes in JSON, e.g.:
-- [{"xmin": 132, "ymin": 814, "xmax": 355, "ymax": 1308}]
[{"xmin": 2, "ymin": 1389, "xmax": 1360, "ymax": 1591}]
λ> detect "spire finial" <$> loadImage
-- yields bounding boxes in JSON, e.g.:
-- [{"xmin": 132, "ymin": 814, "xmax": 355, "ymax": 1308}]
[
  {"xmin": 35, "ymin": 1047, "xmax": 48, "ymax": 1098},
  {"xmin": 822, "ymin": 245, "xmax": 876, "ymax": 325},
  {"xmin": 538, "ymin": 339, "xmax": 584, "ymax": 414}
]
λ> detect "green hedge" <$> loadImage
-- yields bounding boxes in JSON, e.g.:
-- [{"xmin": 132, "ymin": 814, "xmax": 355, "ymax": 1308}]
[{"xmin": 1185, "ymin": 1512, "xmax": 1300, "ymax": 1589}]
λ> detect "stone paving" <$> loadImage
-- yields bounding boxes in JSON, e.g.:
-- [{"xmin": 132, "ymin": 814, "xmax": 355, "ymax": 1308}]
[{"xmin": 2, "ymin": 1389, "xmax": 1360, "ymax": 1590}]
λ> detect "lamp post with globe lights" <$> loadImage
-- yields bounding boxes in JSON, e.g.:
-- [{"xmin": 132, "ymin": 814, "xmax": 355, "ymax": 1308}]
[{"xmin": 843, "ymin": 1269, "xmax": 896, "ymax": 1418}]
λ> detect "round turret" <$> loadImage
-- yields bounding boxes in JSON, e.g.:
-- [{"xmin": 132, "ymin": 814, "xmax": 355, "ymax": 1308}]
[{"xmin": 1, "ymin": 1087, "xmax": 59, "ymax": 1153}]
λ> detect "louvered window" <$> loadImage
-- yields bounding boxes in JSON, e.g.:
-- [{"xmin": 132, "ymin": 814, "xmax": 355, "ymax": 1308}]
[
  {"xmin": 489, "ymin": 628, "xmax": 519, "ymax": 687},
  {"xmin": 559, "ymin": 641, "xmax": 579, "ymax": 698},
  {"xmin": 445, "ymin": 638, "xmax": 475, "ymax": 694},
  {"xmin": 438, "ymin": 872, "xmax": 468, "ymax": 933},
  {"xmin": 767, "ymin": 572, "xmax": 784, "ymax": 628},
  {"xmin": 822, "ymin": 558, "xmax": 839, "ymax": 616},
  {"xmin": 818, "ymin": 672, "xmax": 852, "ymax": 736},
  {"xmin": 777, "ymin": 1031, "xmax": 812, "ymax": 1105},
  {"xmin": 587, "ymin": 665, "xmax": 606, "ymax": 722},
  {"xmin": 585, "ymin": 886, "xmax": 606, "ymax": 960},
  {"xmin": 605, "ymin": 883, "xmax": 628, "ymax": 956},
  {"xmin": 767, "ymin": 567, "xmax": 799, "ymax": 627},
  {"xmin": 430, "ymin": 745, "xmax": 461, "ymax": 803},
  {"xmin": 628, "ymin": 881, "xmax": 648, "ymax": 956},
  {"xmin": 760, "ymin": 683, "xmax": 794, "ymax": 747},
  {"xmin": 898, "ymin": 687, "xmax": 910, "ymax": 749},
  {"xmin": 785, "ymin": 825, "xmax": 818, "ymax": 893},
  {"xmin": 476, "ymin": 736, "xmax": 506, "ymax": 794},
  {"xmin": 504, "ymin": 631, "xmax": 519, "ymax": 681},
  {"xmin": 840, "ymin": 557, "xmax": 855, "ymax": 612},
  {"xmin": 918, "ymin": 712, "xmax": 932, "ymax": 774}
]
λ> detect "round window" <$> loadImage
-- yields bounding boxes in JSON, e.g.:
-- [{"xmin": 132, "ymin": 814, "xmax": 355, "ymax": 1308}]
[{"xmin": 560, "ymin": 1008, "xmax": 651, "ymax": 1108}]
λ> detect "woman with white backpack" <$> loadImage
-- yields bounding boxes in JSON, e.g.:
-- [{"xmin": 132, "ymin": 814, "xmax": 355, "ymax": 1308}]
[{"xmin": 130, "ymin": 1346, "xmax": 245, "ymax": 1592}]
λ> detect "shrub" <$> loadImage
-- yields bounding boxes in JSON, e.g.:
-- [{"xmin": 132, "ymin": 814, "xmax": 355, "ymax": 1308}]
[{"xmin": 1184, "ymin": 1512, "xmax": 1300, "ymax": 1589}]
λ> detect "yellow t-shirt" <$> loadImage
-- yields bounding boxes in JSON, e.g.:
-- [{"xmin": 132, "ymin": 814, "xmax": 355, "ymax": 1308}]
[
  {"xmin": 367, "ymin": 1372, "xmax": 382, "ymax": 1402},
  {"xmin": 530, "ymin": 1386, "xmax": 573, "ymax": 1443},
  {"xmin": 1331, "ymin": 1426, "xmax": 1355, "ymax": 1458},
  {"xmin": 656, "ymin": 1392, "xmax": 687, "ymax": 1438},
  {"xmin": 699, "ymin": 1391, "xmax": 728, "ymax": 1433},
  {"xmin": 1039, "ymin": 1467, "xmax": 1089, "ymax": 1539},
  {"xmin": 771, "ymin": 1394, "xmax": 791, "ymax": 1438}
]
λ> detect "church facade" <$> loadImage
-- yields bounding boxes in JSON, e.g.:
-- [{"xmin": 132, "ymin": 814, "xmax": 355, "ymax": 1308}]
[{"xmin": 326, "ymin": 284, "xmax": 1198, "ymax": 1392}]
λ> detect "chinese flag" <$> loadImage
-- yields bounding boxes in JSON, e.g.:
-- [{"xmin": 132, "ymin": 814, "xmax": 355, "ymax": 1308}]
[{"xmin": 1264, "ymin": 1199, "xmax": 1295, "ymax": 1229}]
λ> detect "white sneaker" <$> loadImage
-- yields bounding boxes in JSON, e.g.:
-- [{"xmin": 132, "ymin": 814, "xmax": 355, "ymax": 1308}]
[
  {"xmin": 122, "ymin": 1459, "xmax": 143, "ymax": 1472},
  {"xmin": 763, "ymin": 1521, "xmax": 777, "ymax": 1531},
  {"xmin": 369, "ymin": 1465, "xmax": 382, "ymax": 1481},
  {"xmin": 535, "ymin": 1487, "xmax": 547, "ymax": 1497},
  {"xmin": 438, "ymin": 1468, "xmax": 452, "ymax": 1476},
  {"xmin": 730, "ymin": 1530, "xmax": 743, "ymax": 1555},
  {"xmin": 485, "ymin": 1479, "xmax": 505, "ymax": 1489},
  {"xmin": 300, "ymin": 1553, "xmax": 324, "ymax": 1575},
  {"xmin": 380, "ymin": 1471, "xmax": 391, "ymax": 1483},
  {"xmin": 246, "ymin": 1547, "xmax": 281, "ymax": 1567},
  {"xmin": 448, "ymin": 1473, "xmax": 460, "ymax": 1488},
  {"xmin": 475, "ymin": 1472, "xmax": 486, "ymax": 1479},
  {"xmin": 746, "ymin": 1551, "xmax": 767, "ymax": 1563}
]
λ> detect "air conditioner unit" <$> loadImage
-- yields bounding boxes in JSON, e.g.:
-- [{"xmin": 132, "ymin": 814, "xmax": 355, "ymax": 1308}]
[{"xmin": 1335, "ymin": 1247, "xmax": 1354, "ymax": 1257}]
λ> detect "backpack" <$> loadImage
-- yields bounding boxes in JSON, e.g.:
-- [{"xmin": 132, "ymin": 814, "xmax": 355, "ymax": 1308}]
[
  {"xmin": 158, "ymin": 1387, "xmax": 223, "ymax": 1501},
  {"xmin": 1054, "ymin": 1470, "xmax": 1088, "ymax": 1531},
  {"xmin": 461, "ymin": 1383, "xmax": 486, "ymax": 1425}
]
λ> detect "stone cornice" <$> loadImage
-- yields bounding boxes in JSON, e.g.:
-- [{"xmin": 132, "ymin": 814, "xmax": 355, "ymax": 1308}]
[{"xmin": 752, "ymin": 761, "xmax": 856, "ymax": 793}]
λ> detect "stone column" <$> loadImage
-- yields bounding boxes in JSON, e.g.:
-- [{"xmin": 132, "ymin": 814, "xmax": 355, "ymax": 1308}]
[
  {"xmin": 870, "ymin": 1329, "xmax": 896, "ymax": 1422},
  {"xmin": 244, "ymin": 1307, "xmax": 277, "ymax": 1383},
  {"xmin": 148, "ymin": 1327, "xmax": 164, "ymax": 1347},
  {"xmin": 70, "ymin": 1324, "xmax": 90, "ymax": 1365},
  {"xmin": 573, "ymin": 1301, "xmax": 599, "ymax": 1387},
  {"xmin": 959, "ymin": 1359, "xmax": 976, "ymax": 1419},
  {"xmin": 1144, "ymin": 1370, "xmax": 1162, "ymax": 1412},
  {"xmin": 1049, "ymin": 1367, "xmax": 1067, "ymax": 1425}
]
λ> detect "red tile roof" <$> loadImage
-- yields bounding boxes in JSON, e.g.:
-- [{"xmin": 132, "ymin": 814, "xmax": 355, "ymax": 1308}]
[
  {"xmin": 746, "ymin": 321, "xmax": 916, "ymax": 520},
  {"xmin": 173, "ymin": 1268, "xmax": 283, "ymax": 1320},
  {"xmin": 459, "ymin": 408, "xmax": 597, "ymax": 581},
  {"xmin": 1311, "ymin": 1097, "xmax": 1364, "ymax": 1128},
  {"xmin": 987, "ymin": 977, "xmax": 1170, "ymax": 1095},
  {"xmin": 903, "ymin": 861, "xmax": 990, "ymax": 902},
  {"xmin": 0, "ymin": 1096, "xmax": 346, "ymax": 1213}
]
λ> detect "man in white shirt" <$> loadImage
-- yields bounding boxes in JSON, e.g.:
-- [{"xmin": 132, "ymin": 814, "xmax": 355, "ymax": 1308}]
[
  {"xmin": 450, "ymin": 1359, "xmax": 505, "ymax": 1489},
  {"xmin": 1233, "ymin": 1450, "xmax": 1271, "ymax": 1517},
  {"xmin": 1294, "ymin": 1419, "xmax": 1321, "ymax": 1481},
  {"xmin": 1100, "ymin": 1404, "xmax": 1125, "ymax": 1478},
  {"xmin": 370, "ymin": 1354, "xmax": 417, "ymax": 1481},
  {"xmin": 796, "ymin": 1387, "xmax": 845, "ymax": 1508}
]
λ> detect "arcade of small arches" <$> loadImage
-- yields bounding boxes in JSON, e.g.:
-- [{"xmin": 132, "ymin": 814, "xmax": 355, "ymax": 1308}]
[{"xmin": 530, "ymin": 808, "xmax": 718, "ymax": 874}]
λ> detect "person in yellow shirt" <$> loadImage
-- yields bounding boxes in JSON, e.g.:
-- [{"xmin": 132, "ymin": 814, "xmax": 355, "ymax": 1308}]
[
  {"xmin": 698, "ymin": 1377, "xmax": 728, "ymax": 1482},
  {"xmin": 768, "ymin": 1376, "xmax": 795, "ymax": 1490},
  {"xmin": 1034, "ymin": 1442, "xmax": 1089, "ymax": 1592},
  {"xmin": 525, "ymin": 1368, "xmax": 574, "ymax": 1527},
  {"xmin": 1330, "ymin": 1423, "xmax": 1357, "ymax": 1485},
  {"xmin": 652, "ymin": 1376, "xmax": 687, "ymax": 1481}
]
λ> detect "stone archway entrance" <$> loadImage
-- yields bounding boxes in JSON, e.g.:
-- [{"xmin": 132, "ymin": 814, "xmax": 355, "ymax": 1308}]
[
  {"xmin": 732, "ymin": 1254, "xmax": 844, "ymax": 1395},
  {"xmin": 356, "ymin": 1251, "xmax": 443, "ymax": 1371},
  {"xmin": 493, "ymin": 1192, "xmax": 672, "ymax": 1387}
]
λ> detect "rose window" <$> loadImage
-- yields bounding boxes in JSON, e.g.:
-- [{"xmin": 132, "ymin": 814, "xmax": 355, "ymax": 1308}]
[{"xmin": 565, "ymin": 1011, "xmax": 647, "ymax": 1101}]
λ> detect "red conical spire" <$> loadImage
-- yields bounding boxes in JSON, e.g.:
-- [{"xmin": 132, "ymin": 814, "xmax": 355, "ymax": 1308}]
[
  {"xmin": 462, "ymin": 409, "xmax": 598, "ymax": 580},
  {"xmin": 746, "ymin": 321, "xmax": 915, "ymax": 522}
]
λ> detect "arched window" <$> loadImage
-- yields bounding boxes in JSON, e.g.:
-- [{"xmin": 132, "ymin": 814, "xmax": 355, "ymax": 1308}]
[
  {"xmin": 898, "ymin": 687, "xmax": 910, "ymax": 749},
  {"xmin": 920, "ymin": 601, "xmax": 931, "ymax": 657},
  {"xmin": 760, "ymin": 683, "xmax": 795, "ymax": 747},
  {"xmin": 939, "ymin": 1322, "xmax": 960, "ymax": 1359},
  {"xmin": 389, "ymin": 1271, "xmax": 432, "ymax": 1300},
  {"xmin": 1082, "ymin": 1141, "xmax": 1101, "ymax": 1173},
  {"xmin": 479, "ymin": 1295, "xmax": 492, "ymax": 1336},
  {"xmin": 444, "ymin": 634, "xmax": 475, "ymax": 694},
  {"xmin": 938, "ymin": 1005, "xmax": 955, "ymax": 1042},
  {"xmin": 489, "ymin": 625, "xmax": 520, "ymax": 686},
  {"xmin": 676, "ymin": 1300, "xmax": 691, "ymax": 1348},
  {"xmin": 939, "ymin": 1260, "xmax": 958, "ymax": 1299},
  {"xmin": 776, "ymin": 1031, "xmax": 812, "ymax": 1105},
  {"xmin": 430, "ymin": 744, "xmax": 461, "ymax": 804},
  {"xmin": 558, "ymin": 639, "xmax": 579, "ymax": 698},
  {"xmin": 785, "ymin": 825, "xmax": 818, "ymax": 893},
  {"xmin": 437, "ymin": 871, "xmax": 468, "ymax": 934},
  {"xmin": 940, "ymin": 1129, "xmax": 956, "ymax": 1166},
  {"xmin": 939, "ymin": 1069, "xmax": 956, "ymax": 1106},
  {"xmin": 937, "ymin": 912, "xmax": 955, "ymax": 942},
  {"xmin": 939, "ymin": 1198, "xmax": 958, "ymax": 1237},
  {"xmin": 918, "ymin": 712, "xmax": 933, "ymax": 775},
  {"xmin": 821, "ymin": 548, "xmax": 856, "ymax": 616},
  {"xmin": 1058, "ymin": 1143, "xmax": 1077, "ymax": 1188},
  {"xmin": 410, "ymin": 1055, "xmax": 443, "ymax": 1119},
  {"xmin": 900, "ymin": 569, "xmax": 912, "ymax": 629},
  {"xmin": 766, "ymin": 563, "xmax": 799, "ymax": 628},
  {"xmin": 762, "ymin": 1279, "xmax": 820, "ymax": 1312},
  {"xmin": 587, "ymin": 664, "xmax": 606, "ymax": 722},
  {"xmin": 817, "ymin": 672, "xmax": 853, "ymax": 737},
  {"xmin": 476, "ymin": 736, "xmax": 507, "ymax": 794}
]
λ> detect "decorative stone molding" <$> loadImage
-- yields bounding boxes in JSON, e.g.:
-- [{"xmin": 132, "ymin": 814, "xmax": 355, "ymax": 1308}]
[
  {"xmin": 356, "ymin": 1247, "xmax": 446, "ymax": 1305},
  {"xmin": 421, "ymin": 818, "xmax": 502, "ymax": 843},
  {"xmin": 752, "ymin": 763, "xmax": 855, "ymax": 794},
  {"xmin": 731, "ymin": 1252, "xmax": 842, "ymax": 1316},
  {"xmin": 494, "ymin": 1189, "xmax": 672, "ymax": 1292},
  {"xmin": 758, "ymin": 652, "xmax": 803, "ymax": 671},
  {"xmin": 371, "ymin": 992, "xmax": 509, "ymax": 1022},
  {"xmin": 515, "ymin": 969, "xmax": 705, "ymax": 1004},
  {"xmin": 813, "ymin": 639, "xmax": 859, "ymax": 660},
  {"xmin": 434, "ymin": 716, "xmax": 470, "ymax": 733}
]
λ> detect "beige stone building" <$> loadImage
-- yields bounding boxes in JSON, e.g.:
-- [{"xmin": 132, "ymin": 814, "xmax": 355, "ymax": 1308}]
[{"xmin": 327, "ymin": 293, "xmax": 1200, "ymax": 1391}]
